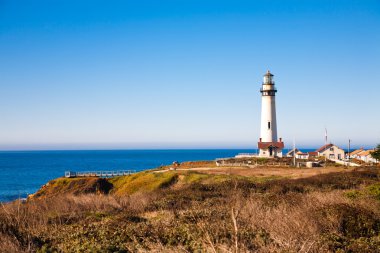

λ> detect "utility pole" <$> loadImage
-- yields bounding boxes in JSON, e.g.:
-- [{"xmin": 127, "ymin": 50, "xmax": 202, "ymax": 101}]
[
  {"xmin": 324, "ymin": 128, "xmax": 327, "ymax": 167},
  {"xmin": 348, "ymin": 139, "xmax": 351, "ymax": 167},
  {"xmin": 293, "ymin": 138, "xmax": 296, "ymax": 167}
]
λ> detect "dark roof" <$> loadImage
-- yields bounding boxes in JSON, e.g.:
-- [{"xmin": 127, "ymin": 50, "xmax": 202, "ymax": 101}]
[
  {"xmin": 258, "ymin": 141, "xmax": 284, "ymax": 149},
  {"xmin": 316, "ymin": 144, "xmax": 334, "ymax": 153},
  {"xmin": 264, "ymin": 70, "xmax": 273, "ymax": 76}
]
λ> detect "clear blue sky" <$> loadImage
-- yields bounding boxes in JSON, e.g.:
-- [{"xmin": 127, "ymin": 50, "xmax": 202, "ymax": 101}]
[{"xmin": 0, "ymin": 0, "xmax": 379, "ymax": 150}]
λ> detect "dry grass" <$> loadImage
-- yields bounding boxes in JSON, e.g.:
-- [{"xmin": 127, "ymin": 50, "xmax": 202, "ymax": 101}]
[
  {"xmin": 1, "ymin": 167, "xmax": 379, "ymax": 252},
  {"xmin": 181, "ymin": 166, "xmax": 357, "ymax": 179},
  {"xmin": 158, "ymin": 161, "xmax": 217, "ymax": 170}
]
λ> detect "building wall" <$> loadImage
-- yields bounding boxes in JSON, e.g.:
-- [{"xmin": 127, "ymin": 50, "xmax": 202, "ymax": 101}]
[
  {"xmin": 359, "ymin": 155, "xmax": 377, "ymax": 163},
  {"xmin": 259, "ymin": 148, "xmax": 283, "ymax": 158},
  {"xmin": 260, "ymin": 95, "xmax": 277, "ymax": 142},
  {"xmin": 286, "ymin": 150, "xmax": 297, "ymax": 157},
  {"xmin": 319, "ymin": 145, "xmax": 345, "ymax": 160},
  {"xmin": 296, "ymin": 154, "xmax": 308, "ymax": 159}
]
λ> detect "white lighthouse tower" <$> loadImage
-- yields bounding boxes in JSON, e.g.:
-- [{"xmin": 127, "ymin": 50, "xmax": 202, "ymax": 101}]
[{"xmin": 258, "ymin": 70, "xmax": 284, "ymax": 157}]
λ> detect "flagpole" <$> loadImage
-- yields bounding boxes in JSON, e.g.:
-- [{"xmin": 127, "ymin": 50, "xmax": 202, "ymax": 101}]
[{"xmin": 325, "ymin": 128, "xmax": 327, "ymax": 167}]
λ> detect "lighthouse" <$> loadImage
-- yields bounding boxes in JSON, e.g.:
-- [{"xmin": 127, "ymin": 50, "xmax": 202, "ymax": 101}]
[{"xmin": 258, "ymin": 70, "xmax": 284, "ymax": 157}]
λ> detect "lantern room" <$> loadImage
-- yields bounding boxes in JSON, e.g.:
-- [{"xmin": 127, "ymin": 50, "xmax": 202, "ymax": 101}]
[{"xmin": 263, "ymin": 70, "xmax": 274, "ymax": 84}]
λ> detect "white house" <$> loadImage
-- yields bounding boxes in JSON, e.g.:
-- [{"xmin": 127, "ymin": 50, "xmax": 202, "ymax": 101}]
[
  {"xmin": 296, "ymin": 151, "xmax": 309, "ymax": 159},
  {"xmin": 286, "ymin": 148, "xmax": 300, "ymax": 157},
  {"xmin": 348, "ymin": 148, "xmax": 364, "ymax": 159},
  {"xmin": 316, "ymin": 144, "xmax": 345, "ymax": 160},
  {"xmin": 356, "ymin": 150, "xmax": 377, "ymax": 163},
  {"xmin": 286, "ymin": 149, "xmax": 309, "ymax": 159}
]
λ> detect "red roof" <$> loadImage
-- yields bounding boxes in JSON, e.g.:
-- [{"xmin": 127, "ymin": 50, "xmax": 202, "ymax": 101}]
[
  {"xmin": 349, "ymin": 148, "xmax": 364, "ymax": 156},
  {"xmin": 258, "ymin": 142, "xmax": 284, "ymax": 149},
  {"xmin": 316, "ymin": 144, "xmax": 333, "ymax": 153},
  {"xmin": 308, "ymin": 151, "xmax": 318, "ymax": 156}
]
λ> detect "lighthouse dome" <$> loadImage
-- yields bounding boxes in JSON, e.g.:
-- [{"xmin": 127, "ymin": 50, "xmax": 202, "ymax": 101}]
[{"xmin": 264, "ymin": 70, "xmax": 274, "ymax": 76}]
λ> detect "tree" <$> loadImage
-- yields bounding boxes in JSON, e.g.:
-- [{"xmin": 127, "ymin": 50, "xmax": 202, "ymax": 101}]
[{"xmin": 371, "ymin": 144, "xmax": 380, "ymax": 162}]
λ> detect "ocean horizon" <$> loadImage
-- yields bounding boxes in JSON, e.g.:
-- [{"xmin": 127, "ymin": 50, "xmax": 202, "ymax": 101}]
[{"xmin": 0, "ymin": 148, "xmax": 354, "ymax": 202}]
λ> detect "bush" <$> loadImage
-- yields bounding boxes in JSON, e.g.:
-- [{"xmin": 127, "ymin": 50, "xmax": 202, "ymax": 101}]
[
  {"xmin": 366, "ymin": 183, "xmax": 380, "ymax": 200},
  {"xmin": 1, "ymin": 168, "xmax": 379, "ymax": 252}
]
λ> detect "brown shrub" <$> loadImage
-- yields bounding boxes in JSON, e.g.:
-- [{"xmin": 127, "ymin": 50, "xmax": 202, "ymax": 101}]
[{"xmin": 0, "ymin": 168, "xmax": 379, "ymax": 252}]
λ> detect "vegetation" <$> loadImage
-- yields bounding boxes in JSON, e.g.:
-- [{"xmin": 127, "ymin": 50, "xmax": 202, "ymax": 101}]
[
  {"xmin": 31, "ymin": 177, "xmax": 113, "ymax": 198},
  {"xmin": 371, "ymin": 144, "xmax": 380, "ymax": 162},
  {"xmin": 1, "ymin": 167, "xmax": 380, "ymax": 252},
  {"xmin": 109, "ymin": 171, "xmax": 178, "ymax": 196},
  {"xmin": 155, "ymin": 161, "xmax": 217, "ymax": 170},
  {"xmin": 217, "ymin": 157, "xmax": 291, "ymax": 165}
]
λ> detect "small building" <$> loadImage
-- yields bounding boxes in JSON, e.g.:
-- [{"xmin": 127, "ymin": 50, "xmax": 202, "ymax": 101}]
[
  {"xmin": 286, "ymin": 148, "xmax": 300, "ymax": 157},
  {"xmin": 356, "ymin": 150, "xmax": 376, "ymax": 163},
  {"xmin": 258, "ymin": 141, "xmax": 284, "ymax": 158},
  {"xmin": 316, "ymin": 143, "xmax": 345, "ymax": 160},
  {"xmin": 306, "ymin": 161, "xmax": 320, "ymax": 168},
  {"xmin": 308, "ymin": 151, "xmax": 318, "ymax": 159},
  {"xmin": 348, "ymin": 148, "xmax": 364, "ymax": 159},
  {"xmin": 286, "ymin": 148, "xmax": 309, "ymax": 159},
  {"xmin": 296, "ymin": 151, "xmax": 309, "ymax": 159}
]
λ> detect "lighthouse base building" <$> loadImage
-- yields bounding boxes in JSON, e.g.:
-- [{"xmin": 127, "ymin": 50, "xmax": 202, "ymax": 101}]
[
  {"xmin": 258, "ymin": 70, "xmax": 284, "ymax": 158},
  {"xmin": 258, "ymin": 139, "xmax": 284, "ymax": 158}
]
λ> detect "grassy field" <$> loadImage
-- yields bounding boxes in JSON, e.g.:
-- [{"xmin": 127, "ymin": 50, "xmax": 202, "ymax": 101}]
[
  {"xmin": 170, "ymin": 165, "xmax": 358, "ymax": 179},
  {"xmin": 1, "ymin": 166, "xmax": 380, "ymax": 252}
]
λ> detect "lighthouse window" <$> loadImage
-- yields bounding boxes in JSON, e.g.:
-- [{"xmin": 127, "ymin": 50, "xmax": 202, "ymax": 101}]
[{"xmin": 268, "ymin": 122, "xmax": 271, "ymax": 130}]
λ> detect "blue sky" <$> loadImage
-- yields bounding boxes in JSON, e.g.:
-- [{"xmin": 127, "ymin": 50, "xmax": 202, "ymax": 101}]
[{"xmin": 0, "ymin": 0, "xmax": 379, "ymax": 150}]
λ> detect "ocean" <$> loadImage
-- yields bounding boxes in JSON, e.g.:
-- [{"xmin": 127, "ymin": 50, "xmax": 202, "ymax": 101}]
[{"xmin": 0, "ymin": 149, "xmax": 256, "ymax": 202}]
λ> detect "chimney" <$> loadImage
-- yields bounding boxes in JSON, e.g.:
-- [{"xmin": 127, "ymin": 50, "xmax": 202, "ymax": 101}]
[
  {"xmin": 279, "ymin": 138, "xmax": 282, "ymax": 142},
  {"xmin": 259, "ymin": 138, "xmax": 262, "ymax": 142}
]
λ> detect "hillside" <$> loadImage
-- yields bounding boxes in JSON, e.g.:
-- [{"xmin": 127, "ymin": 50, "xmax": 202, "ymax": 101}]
[
  {"xmin": 1, "ymin": 166, "xmax": 380, "ymax": 252},
  {"xmin": 31, "ymin": 169, "xmax": 266, "ymax": 199}
]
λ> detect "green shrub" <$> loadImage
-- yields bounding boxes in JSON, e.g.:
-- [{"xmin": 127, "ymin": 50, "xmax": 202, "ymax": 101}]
[
  {"xmin": 366, "ymin": 183, "xmax": 380, "ymax": 200},
  {"xmin": 345, "ymin": 190, "xmax": 362, "ymax": 200}
]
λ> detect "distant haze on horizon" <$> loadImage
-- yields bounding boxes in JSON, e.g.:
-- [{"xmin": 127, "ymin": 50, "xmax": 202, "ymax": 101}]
[{"xmin": 1, "ymin": 0, "xmax": 379, "ymax": 151}]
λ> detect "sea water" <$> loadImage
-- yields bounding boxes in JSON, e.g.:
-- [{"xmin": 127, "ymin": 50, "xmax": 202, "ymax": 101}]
[{"xmin": 0, "ymin": 149, "xmax": 255, "ymax": 202}]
